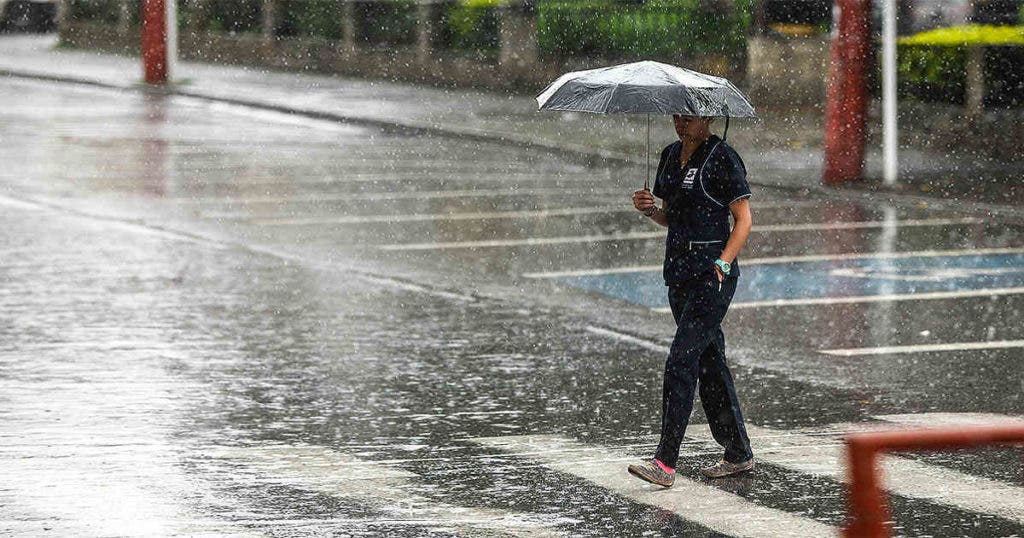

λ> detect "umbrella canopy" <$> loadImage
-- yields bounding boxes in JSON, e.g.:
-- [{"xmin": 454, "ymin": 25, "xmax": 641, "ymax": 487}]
[
  {"xmin": 536, "ymin": 60, "xmax": 756, "ymax": 190},
  {"xmin": 536, "ymin": 60, "xmax": 756, "ymax": 118}
]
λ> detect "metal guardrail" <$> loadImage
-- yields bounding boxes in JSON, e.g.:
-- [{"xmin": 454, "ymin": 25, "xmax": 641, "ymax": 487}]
[{"xmin": 844, "ymin": 424, "xmax": 1024, "ymax": 537}]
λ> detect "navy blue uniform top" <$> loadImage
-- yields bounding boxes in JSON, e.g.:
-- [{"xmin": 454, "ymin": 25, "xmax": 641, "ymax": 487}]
[{"xmin": 652, "ymin": 135, "xmax": 751, "ymax": 286}]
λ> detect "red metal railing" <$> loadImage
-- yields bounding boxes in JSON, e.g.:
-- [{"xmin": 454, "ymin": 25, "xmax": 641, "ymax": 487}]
[{"xmin": 844, "ymin": 424, "xmax": 1024, "ymax": 537}]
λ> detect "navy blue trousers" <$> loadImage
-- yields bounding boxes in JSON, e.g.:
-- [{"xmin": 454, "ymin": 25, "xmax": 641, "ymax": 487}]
[{"xmin": 654, "ymin": 272, "xmax": 753, "ymax": 468}]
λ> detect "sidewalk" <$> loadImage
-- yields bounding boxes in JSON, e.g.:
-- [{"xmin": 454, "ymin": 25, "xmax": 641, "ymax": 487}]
[{"xmin": 1, "ymin": 34, "xmax": 1019, "ymax": 211}]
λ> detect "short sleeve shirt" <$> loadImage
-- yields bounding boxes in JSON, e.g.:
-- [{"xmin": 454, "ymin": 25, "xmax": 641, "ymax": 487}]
[{"xmin": 652, "ymin": 135, "xmax": 751, "ymax": 285}]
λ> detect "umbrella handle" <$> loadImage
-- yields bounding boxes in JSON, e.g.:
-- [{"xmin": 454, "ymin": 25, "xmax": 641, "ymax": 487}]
[{"xmin": 644, "ymin": 113, "xmax": 650, "ymax": 191}]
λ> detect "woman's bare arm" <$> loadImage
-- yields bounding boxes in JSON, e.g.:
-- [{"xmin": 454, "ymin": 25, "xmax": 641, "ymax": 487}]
[
  {"xmin": 648, "ymin": 203, "xmax": 669, "ymax": 227},
  {"xmin": 715, "ymin": 198, "xmax": 752, "ymax": 279}
]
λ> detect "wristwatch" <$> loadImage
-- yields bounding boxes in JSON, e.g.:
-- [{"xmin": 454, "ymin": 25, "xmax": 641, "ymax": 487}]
[{"xmin": 714, "ymin": 259, "xmax": 731, "ymax": 275}]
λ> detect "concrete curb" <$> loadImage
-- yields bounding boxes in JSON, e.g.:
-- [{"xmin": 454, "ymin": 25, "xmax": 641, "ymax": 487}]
[{"xmin": 4, "ymin": 67, "xmax": 1023, "ymax": 220}]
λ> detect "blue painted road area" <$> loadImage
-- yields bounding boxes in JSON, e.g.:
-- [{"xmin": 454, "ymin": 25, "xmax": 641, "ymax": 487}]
[{"xmin": 553, "ymin": 252, "xmax": 1024, "ymax": 308}]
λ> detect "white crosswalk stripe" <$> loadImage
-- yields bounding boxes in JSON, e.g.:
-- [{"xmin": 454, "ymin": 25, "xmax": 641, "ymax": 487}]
[
  {"xmin": 721, "ymin": 288, "xmax": 1024, "ymax": 310},
  {"xmin": 248, "ymin": 205, "xmax": 627, "ymax": 225},
  {"xmin": 524, "ymin": 246, "xmax": 1024, "ymax": 279},
  {"xmin": 379, "ymin": 217, "xmax": 983, "ymax": 251},
  {"xmin": 471, "ymin": 434, "xmax": 838, "ymax": 537},
  {"xmin": 471, "ymin": 412, "xmax": 1024, "ymax": 536},
  {"xmin": 819, "ymin": 339, "xmax": 1024, "ymax": 356},
  {"xmin": 875, "ymin": 412, "xmax": 1024, "ymax": 428},
  {"xmin": 683, "ymin": 416, "xmax": 1024, "ymax": 524},
  {"xmin": 175, "ymin": 187, "xmax": 627, "ymax": 205},
  {"xmin": 209, "ymin": 443, "xmax": 564, "ymax": 537}
]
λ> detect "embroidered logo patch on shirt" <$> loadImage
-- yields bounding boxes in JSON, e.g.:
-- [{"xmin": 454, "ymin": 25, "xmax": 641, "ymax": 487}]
[{"xmin": 682, "ymin": 168, "xmax": 698, "ymax": 189}]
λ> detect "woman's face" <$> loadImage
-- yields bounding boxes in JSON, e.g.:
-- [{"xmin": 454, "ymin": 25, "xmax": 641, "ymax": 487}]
[{"xmin": 673, "ymin": 114, "xmax": 711, "ymax": 141}]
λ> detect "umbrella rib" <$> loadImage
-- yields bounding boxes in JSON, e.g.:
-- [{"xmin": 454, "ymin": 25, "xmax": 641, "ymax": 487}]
[{"xmin": 600, "ymin": 83, "xmax": 621, "ymax": 114}]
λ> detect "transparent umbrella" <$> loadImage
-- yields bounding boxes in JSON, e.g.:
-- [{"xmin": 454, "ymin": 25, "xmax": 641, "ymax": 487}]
[{"xmin": 536, "ymin": 60, "xmax": 757, "ymax": 190}]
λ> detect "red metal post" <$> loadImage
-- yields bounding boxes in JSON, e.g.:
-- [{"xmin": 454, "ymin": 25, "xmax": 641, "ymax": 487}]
[
  {"xmin": 844, "ymin": 436, "xmax": 889, "ymax": 538},
  {"xmin": 141, "ymin": 0, "xmax": 168, "ymax": 84},
  {"xmin": 844, "ymin": 425, "xmax": 1024, "ymax": 537},
  {"xmin": 822, "ymin": 0, "xmax": 871, "ymax": 185}
]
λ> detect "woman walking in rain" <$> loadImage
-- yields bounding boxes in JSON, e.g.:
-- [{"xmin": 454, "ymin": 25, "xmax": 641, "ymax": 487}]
[{"xmin": 627, "ymin": 114, "xmax": 754, "ymax": 487}]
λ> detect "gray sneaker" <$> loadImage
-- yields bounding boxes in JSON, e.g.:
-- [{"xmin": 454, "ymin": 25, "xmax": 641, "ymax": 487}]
[
  {"xmin": 628, "ymin": 459, "xmax": 675, "ymax": 487},
  {"xmin": 700, "ymin": 458, "xmax": 754, "ymax": 478}
]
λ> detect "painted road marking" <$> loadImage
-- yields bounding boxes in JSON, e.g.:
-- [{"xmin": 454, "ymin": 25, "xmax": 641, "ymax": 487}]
[
  {"xmin": 193, "ymin": 196, "xmax": 823, "ymax": 214},
  {"xmin": 229, "ymin": 201, "xmax": 845, "ymax": 224},
  {"xmin": 708, "ymin": 287, "xmax": 1024, "ymax": 311},
  {"xmin": 0, "ymin": 194, "xmax": 232, "ymax": 250},
  {"xmin": 0, "ymin": 196, "xmax": 475, "ymax": 304},
  {"xmin": 523, "ymin": 247, "xmax": 1024, "ymax": 279},
  {"xmin": 527, "ymin": 264, "xmax": 664, "ymax": 280},
  {"xmin": 247, "ymin": 205, "xmax": 628, "ymax": 225},
  {"xmin": 830, "ymin": 266, "xmax": 1024, "ymax": 282},
  {"xmin": 471, "ymin": 434, "xmax": 838, "ymax": 537},
  {"xmin": 875, "ymin": 413, "xmax": 1024, "ymax": 428},
  {"xmin": 0, "ymin": 196, "xmax": 46, "ymax": 211},
  {"xmin": 115, "ymin": 172, "xmax": 600, "ymax": 188},
  {"xmin": 684, "ymin": 420, "xmax": 1024, "ymax": 525},
  {"xmin": 381, "ymin": 230, "xmax": 662, "ymax": 251},
  {"xmin": 555, "ymin": 252, "xmax": 1024, "ymax": 311},
  {"xmin": 181, "ymin": 187, "xmax": 627, "ymax": 206},
  {"xmin": 378, "ymin": 217, "xmax": 983, "ymax": 251},
  {"xmin": 236, "ymin": 245, "xmax": 478, "ymax": 302},
  {"xmin": 209, "ymin": 443, "xmax": 564, "ymax": 537},
  {"xmin": 351, "ymin": 273, "xmax": 478, "ymax": 303},
  {"xmin": 585, "ymin": 326, "xmax": 668, "ymax": 354},
  {"xmin": 753, "ymin": 217, "xmax": 981, "ymax": 232},
  {"xmin": 819, "ymin": 340, "xmax": 1024, "ymax": 357},
  {"xmin": 86, "ymin": 172, "xmax": 611, "ymax": 190}
]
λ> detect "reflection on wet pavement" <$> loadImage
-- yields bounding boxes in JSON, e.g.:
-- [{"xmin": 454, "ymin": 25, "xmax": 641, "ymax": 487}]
[{"xmin": 1, "ymin": 77, "xmax": 1021, "ymax": 537}]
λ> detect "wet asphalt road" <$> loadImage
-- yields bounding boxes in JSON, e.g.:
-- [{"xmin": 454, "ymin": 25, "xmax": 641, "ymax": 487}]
[{"xmin": 1, "ymin": 77, "xmax": 1023, "ymax": 537}]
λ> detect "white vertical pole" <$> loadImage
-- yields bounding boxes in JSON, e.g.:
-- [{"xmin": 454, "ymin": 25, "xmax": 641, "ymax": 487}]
[
  {"xmin": 882, "ymin": 0, "xmax": 898, "ymax": 185},
  {"xmin": 165, "ymin": 0, "xmax": 178, "ymax": 82}
]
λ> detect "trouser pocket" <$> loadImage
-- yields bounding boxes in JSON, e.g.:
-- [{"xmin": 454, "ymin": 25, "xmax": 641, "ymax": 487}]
[{"xmin": 687, "ymin": 240, "xmax": 724, "ymax": 251}]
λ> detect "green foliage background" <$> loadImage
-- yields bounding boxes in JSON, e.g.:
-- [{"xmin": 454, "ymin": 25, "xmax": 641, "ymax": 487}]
[
  {"xmin": 536, "ymin": 0, "xmax": 754, "ymax": 57},
  {"xmin": 70, "ymin": 0, "xmax": 752, "ymax": 57},
  {"xmin": 205, "ymin": 0, "xmax": 262, "ymax": 34},
  {"xmin": 446, "ymin": 0, "xmax": 501, "ymax": 52},
  {"xmin": 279, "ymin": 0, "xmax": 343, "ymax": 40},
  {"xmin": 897, "ymin": 25, "xmax": 1024, "ymax": 104},
  {"xmin": 69, "ymin": 0, "xmax": 120, "ymax": 25}
]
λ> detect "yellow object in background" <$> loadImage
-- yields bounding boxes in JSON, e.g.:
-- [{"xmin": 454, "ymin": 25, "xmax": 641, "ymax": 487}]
[{"xmin": 768, "ymin": 23, "xmax": 821, "ymax": 37}]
